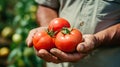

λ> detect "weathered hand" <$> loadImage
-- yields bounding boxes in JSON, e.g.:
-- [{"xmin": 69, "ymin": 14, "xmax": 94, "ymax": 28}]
[
  {"xmin": 77, "ymin": 34, "xmax": 97, "ymax": 52},
  {"xmin": 36, "ymin": 48, "xmax": 87, "ymax": 63},
  {"xmin": 26, "ymin": 29, "xmax": 96, "ymax": 64},
  {"xmin": 35, "ymin": 34, "xmax": 96, "ymax": 64}
]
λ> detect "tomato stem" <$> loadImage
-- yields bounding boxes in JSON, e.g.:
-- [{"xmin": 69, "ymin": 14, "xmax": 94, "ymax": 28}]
[
  {"xmin": 46, "ymin": 29, "xmax": 55, "ymax": 37},
  {"xmin": 61, "ymin": 27, "xmax": 72, "ymax": 34}
]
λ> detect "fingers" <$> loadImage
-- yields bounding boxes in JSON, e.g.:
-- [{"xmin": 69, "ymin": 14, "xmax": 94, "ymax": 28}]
[
  {"xmin": 27, "ymin": 28, "xmax": 95, "ymax": 63},
  {"xmin": 77, "ymin": 34, "xmax": 96, "ymax": 52},
  {"xmin": 26, "ymin": 29, "xmax": 37, "ymax": 47},
  {"xmin": 36, "ymin": 49, "xmax": 62, "ymax": 63},
  {"xmin": 50, "ymin": 48, "xmax": 87, "ymax": 62},
  {"xmin": 35, "ymin": 48, "xmax": 87, "ymax": 63}
]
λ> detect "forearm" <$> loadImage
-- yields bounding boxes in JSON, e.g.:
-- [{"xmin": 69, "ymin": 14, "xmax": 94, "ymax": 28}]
[
  {"xmin": 36, "ymin": 5, "xmax": 58, "ymax": 27},
  {"xmin": 94, "ymin": 23, "xmax": 120, "ymax": 46}
]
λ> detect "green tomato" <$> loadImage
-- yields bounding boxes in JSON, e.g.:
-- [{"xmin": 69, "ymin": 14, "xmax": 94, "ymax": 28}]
[
  {"xmin": 29, "ymin": 5, "xmax": 37, "ymax": 13},
  {"xmin": 23, "ymin": 47, "xmax": 34, "ymax": 57},
  {"xmin": 12, "ymin": 33, "xmax": 22, "ymax": 44},
  {"xmin": 17, "ymin": 59, "xmax": 25, "ymax": 67},
  {"xmin": 1, "ymin": 26, "xmax": 13, "ymax": 38}
]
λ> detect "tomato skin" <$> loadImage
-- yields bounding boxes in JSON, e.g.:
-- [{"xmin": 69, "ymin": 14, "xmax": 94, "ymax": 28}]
[
  {"xmin": 33, "ymin": 31, "xmax": 55, "ymax": 51},
  {"xmin": 48, "ymin": 18, "xmax": 70, "ymax": 32},
  {"xmin": 55, "ymin": 28, "xmax": 82, "ymax": 52}
]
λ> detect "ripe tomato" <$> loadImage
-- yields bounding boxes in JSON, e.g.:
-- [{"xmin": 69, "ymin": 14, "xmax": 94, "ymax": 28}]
[
  {"xmin": 33, "ymin": 31, "xmax": 55, "ymax": 51},
  {"xmin": 55, "ymin": 28, "xmax": 82, "ymax": 52},
  {"xmin": 48, "ymin": 18, "xmax": 70, "ymax": 32}
]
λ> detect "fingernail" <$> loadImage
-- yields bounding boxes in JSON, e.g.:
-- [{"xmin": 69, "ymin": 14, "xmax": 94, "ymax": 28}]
[
  {"xmin": 78, "ymin": 44, "xmax": 84, "ymax": 52},
  {"xmin": 50, "ymin": 48, "xmax": 57, "ymax": 54},
  {"xmin": 52, "ymin": 48, "xmax": 57, "ymax": 51},
  {"xmin": 38, "ymin": 50, "xmax": 45, "ymax": 57}
]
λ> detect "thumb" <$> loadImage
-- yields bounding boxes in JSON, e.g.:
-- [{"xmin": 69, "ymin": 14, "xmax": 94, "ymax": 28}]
[
  {"xmin": 77, "ymin": 43, "xmax": 94, "ymax": 52},
  {"xmin": 76, "ymin": 35, "xmax": 95, "ymax": 52}
]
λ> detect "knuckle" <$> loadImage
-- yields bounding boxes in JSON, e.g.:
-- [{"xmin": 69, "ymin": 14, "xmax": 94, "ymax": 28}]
[{"xmin": 29, "ymin": 29, "xmax": 35, "ymax": 34}]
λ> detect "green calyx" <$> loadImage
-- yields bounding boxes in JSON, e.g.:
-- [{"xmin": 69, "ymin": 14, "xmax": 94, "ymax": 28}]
[
  {"xmin": 46, "ymin": 29, "xmax": 56, "ymax": 37},
  {"xmin": 61, "ymin": 27, "xmax": 72, "ymax": 34}
]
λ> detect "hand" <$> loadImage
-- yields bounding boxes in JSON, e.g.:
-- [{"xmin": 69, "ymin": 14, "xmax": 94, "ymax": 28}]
[
  {"xmin": 26, "ymin": 27, "xmax": 47, "ymax": 47},
  {"xmin": 77, "ymin": 34, "xmax": 97, "ymax": 52},
  {"xmin": 36, "ymin": 34, "xmax": 97, "ymax": 63},
  {"xmin": 26, "ymin": 29, "xmax": 96, "ymax": 63},
  {"xmin": 36, "ymin": 48, "xmax": 87, "ymax": 63}
]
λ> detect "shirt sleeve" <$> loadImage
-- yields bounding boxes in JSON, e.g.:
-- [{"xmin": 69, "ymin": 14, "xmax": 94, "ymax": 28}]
[{"xmin": 35, "ymin": 0, "xmax": 59, "ymax": 9}]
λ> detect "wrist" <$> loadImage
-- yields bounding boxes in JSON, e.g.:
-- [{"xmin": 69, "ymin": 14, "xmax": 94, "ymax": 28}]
[
  {"xmin": 93, "ymin": 34, "xmax": 103, "ymax": 47},
  {"xmin": 94, "ymin": 23, "xmax": 120, "ymax": 46}
]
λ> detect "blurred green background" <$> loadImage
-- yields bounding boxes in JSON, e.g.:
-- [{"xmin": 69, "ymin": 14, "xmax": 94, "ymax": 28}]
[{"xmin": 0, "ymin": 0, "xmax": 45, "ymax": 67}]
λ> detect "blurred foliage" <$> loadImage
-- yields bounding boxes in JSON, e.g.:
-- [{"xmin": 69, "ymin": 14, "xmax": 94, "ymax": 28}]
[{"xmin": 0, "ymin": 0, "xmax": 45, "ymax": 67}]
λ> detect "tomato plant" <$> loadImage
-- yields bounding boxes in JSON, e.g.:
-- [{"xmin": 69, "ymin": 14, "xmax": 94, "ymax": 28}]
[
  {"xmin": 32, "ymin": 31, "xmax": 55, "ymax": 51},
  {"xmin": 55, "ymin": 28, "xmax": 82, "ymax": 52},
  {"xmin": 48, "ymin": 18, "xmax": 70, "ymax": 32}
]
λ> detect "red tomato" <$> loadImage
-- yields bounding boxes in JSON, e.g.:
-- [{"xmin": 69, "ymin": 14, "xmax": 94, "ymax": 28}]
[
  {"xmin": 48, "ymin": 18, "xmax": 70, "ymax": 32},
  {"xmin": 33, "ymin": 31, "xmax": 55, "ymax": 51},
  {"xmin": 55, "ymin": 28, "xmax": 82, "ymax": 52}
]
